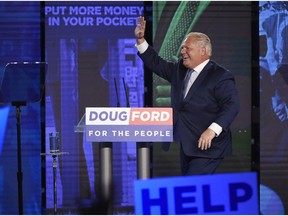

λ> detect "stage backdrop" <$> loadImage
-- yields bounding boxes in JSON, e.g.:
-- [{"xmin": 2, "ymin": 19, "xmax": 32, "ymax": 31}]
[
  {"xmin": 0, "ymin": 1, "xmax": 287, "ymax": 215},
  {"xmin": 44, "ymin": 1, "xmax": 145, "ymax": 210}
]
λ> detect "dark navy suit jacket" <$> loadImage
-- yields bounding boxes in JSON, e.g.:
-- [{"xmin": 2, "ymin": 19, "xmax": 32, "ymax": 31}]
[{"xmin": 138, "ymin": 45, "xmax": 240, "ymax": 159}]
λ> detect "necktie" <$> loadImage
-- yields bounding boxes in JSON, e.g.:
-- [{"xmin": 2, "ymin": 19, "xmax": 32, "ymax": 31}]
[{"xmin": 182, "ymin": 69, "xmax": 194, "ymax": 99}]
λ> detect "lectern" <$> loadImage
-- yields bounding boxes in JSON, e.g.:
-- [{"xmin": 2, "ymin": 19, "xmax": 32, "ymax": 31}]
[
  {"xmin": 0, "ymin": 62, "xmax": 47, "ymax": 215},
  {"xmin": 77, "ymin": 107, "xmax": 173, "ymax": 206}
]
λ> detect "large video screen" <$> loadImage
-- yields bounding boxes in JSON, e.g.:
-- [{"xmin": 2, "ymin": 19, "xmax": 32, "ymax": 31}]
[
  {"xmin": 44, "ymin": 1, "xmax": 144, "ymax": 210},
  {"xmin": 151, "ymin": 1, "xmax": 252, "ymax": 177},
  {"xmin": 0, "ymin": 2, "xmax": 42, "ymax": 214},
  {"xmin": 259, "ymin": 1, "xmax": 288, "ymax": 214}
]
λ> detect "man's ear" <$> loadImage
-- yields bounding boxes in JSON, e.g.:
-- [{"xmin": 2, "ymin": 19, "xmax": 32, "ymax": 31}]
[{"xmin": 201, "ymin": 46, "xmax": 206, "ymax": 55}]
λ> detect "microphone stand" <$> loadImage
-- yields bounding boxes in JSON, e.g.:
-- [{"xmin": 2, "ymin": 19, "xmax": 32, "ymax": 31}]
[
  {"xmin": 122, "ymin": 78, "xmax": 130, "ymax": 108},
  {"xmin": 41, "ymin": 132, "xmax": 69, "ymax": 215}
]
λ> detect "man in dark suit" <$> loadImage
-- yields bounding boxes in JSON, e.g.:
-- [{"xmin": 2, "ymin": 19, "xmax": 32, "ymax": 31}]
[{"xmin": 134, "ymin": 16, "xmax": 240, "ymax": 175}]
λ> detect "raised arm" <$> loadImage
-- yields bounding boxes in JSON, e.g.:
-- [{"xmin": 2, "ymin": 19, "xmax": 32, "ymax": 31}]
[{"xmin": 134, "ymin": 16, "xmax": 146, "ymax": 45}]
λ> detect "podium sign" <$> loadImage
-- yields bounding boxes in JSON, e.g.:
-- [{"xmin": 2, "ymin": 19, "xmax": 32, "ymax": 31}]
[{"xmin": 85, "ymin": 107, "xmax": 173, "ymax": 142}]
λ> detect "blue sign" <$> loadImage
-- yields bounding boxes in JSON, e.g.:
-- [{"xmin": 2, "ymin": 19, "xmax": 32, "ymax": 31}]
[{"xmin": 134, "ymin": 172, "xmax": 258, "ymax": 215}]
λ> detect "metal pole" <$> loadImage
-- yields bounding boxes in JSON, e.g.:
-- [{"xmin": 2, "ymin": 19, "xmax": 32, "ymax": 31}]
[
  {"xmin": 137, "ymin": 142, "xmax": 150, "ymax": 179},
  {"xmin": 52, "ymin": 155, "xmax": 57, "ymax": 215},
  {"xmin": 99, "ymin": 142, "xmax": 112, "ymax": 201},
  {"xmin": 16, "ymin": 105, "xmax": 23, "ymax": 215}
]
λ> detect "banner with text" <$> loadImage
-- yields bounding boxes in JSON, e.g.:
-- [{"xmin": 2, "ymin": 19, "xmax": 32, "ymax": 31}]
[
  {"xmin": 44, "ymin": 3, "xmax": 145, "ymax": 38},
  {"xmin": 134, "ymin": 172, "xmax": 259, "ymax": 215},
  {"xmin": 85, "ymin": 107, "xmax": 173, "ymax": 142}
]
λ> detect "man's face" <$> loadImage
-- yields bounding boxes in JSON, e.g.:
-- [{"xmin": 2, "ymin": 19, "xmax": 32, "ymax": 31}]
[{"xmin": 180, "ymin": 37, "xmax": 207, "ymax": 69}]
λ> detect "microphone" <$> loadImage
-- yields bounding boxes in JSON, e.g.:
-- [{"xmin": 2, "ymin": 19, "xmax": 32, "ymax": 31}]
[
  {"xmin": 114, "ymin": 78, "xmax": 120, "ymax": 107},
  {"xmin": 122, "ymin": 78, "xmax": 130, "ymax": 108}
]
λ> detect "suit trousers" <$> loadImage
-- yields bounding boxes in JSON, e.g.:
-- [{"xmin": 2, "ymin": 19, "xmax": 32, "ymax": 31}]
[{"xmin": 180, "ymin": 143, "xmax": 223, "ymax": 175}]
